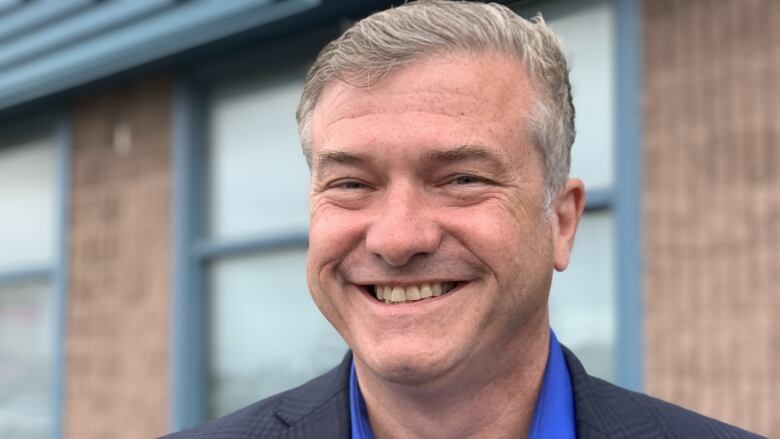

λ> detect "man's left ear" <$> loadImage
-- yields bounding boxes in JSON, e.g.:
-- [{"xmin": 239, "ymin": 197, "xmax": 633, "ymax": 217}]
[{"xmin": 551, "ymin": 178, "xmax": 586, "ymax": 272}]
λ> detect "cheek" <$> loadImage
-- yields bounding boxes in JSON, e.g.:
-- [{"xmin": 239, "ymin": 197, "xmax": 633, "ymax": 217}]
[
  {"xmin": 448, "ymin": 201, "xmax": 553, "ymax": 280},
  {"xmin": 452, "ymin": 202, "xmax": 529, "ymax": 247},
  {"xmin": 306, "ymin": 205, "xmax": 371, "ymax": 343},
  {"xmin": 307, "ymin": 203, "xmax": 368, "ymax": 278}
]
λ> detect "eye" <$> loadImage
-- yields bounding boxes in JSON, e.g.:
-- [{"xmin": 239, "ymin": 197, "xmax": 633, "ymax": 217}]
[
  {"xmin": 450, "ymin": 175, "xmax": 484, "ymax": 185},
  {"xmin": 331, "ymin": 179, "xmax": 369, "ymax": 190}
]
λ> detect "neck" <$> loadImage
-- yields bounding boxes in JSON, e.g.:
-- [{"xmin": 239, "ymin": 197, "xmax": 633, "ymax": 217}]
[{"xmin": 354, "ymin": 322, "xmax": 550, "ymax": 439}]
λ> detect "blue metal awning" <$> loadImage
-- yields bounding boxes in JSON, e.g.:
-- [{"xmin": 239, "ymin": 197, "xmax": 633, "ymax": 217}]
[{"xmin": 0, "ymin": 0, "xmax": 320, "ymax": 112}]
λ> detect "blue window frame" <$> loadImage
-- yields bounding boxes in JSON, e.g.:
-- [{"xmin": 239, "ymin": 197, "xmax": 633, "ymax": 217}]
[
  {"xmin": 171, "ymin": 27, "xmax": 344, "ymax": 430},
  {"xmin": 613, "ymin": 0, "xmax": 643, "ymax": 392}
]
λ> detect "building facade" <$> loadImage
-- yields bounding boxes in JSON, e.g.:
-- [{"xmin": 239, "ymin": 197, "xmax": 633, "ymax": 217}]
[{"xmin": 0, "ymin": 0, "xmax": 775, "ymax": 438}]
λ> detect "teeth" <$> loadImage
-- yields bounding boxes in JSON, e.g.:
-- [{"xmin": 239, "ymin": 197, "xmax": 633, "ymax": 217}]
[
  {"xmin": 391, "ymin": 287, "xmax": 405, "ymax": 302},
  {"xmin": 372, "ymin": 282, "xmax": 457, "ymax": 304}
]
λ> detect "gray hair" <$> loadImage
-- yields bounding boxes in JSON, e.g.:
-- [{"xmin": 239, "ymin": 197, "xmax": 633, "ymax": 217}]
[{"xmin": 296, "ymin": 0, "xmax": 575, "ymax": 204}]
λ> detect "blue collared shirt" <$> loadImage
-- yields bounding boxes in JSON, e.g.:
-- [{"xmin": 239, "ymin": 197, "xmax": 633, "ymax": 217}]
[{"xmin": 349, "ymin": 330, "xmax": 576, "ymax": 439}]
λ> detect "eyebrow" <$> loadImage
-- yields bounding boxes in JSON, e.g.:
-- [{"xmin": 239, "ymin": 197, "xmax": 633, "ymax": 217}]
[
  {"xmin": 426, "ymin": 144, "xmax": 510, "ymax": 173},
  {"xmin": 313, "ymin": 150, "xmax": 371, "ymax": 176}
]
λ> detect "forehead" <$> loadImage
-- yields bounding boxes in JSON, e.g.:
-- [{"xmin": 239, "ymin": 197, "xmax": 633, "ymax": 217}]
[{"xmin": 309, "ymin": 51, "xmax": 537, "ymax": 152}]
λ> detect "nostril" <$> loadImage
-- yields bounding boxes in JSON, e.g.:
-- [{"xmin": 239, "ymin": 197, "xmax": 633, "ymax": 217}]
[{"xmin": 364, "ymin": 205, "xmax": 443, "ymax": 267}]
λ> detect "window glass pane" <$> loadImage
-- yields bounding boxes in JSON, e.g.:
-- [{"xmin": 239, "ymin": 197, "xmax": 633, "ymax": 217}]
[
  {"xmin": 207, "ymin": 66, "xmax": 311, "ymax": 240},
  {"xmin": 550, "ymin": 211, "xmax": 615, "ymax": 381},
  {"xmin": 0, "ymin": 134, "xmax": 55, "ymax": 272},
  {"xmin": 0, "ymin": 281, "xmax": 52, "ymax": 439},
  {"xmin": 207, "ymin": 249, "xmax": 347, "ymax": 418},
  {"xmin": 518, "ymin": 0, "xmax": 614, "ymax": 190}
]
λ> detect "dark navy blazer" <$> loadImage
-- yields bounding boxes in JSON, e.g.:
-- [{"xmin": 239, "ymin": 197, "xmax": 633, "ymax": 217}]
[{"xmin": 161, "ymin": 348, "xmax": 764, "ymax": 439}]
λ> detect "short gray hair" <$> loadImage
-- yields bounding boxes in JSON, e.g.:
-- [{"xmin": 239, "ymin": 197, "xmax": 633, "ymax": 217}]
[{"xmin": 296, "ymin": 0, "xmax": 575, "ymax": 203}]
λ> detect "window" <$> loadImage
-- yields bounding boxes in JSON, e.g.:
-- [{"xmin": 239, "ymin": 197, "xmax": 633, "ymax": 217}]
[
  {"xmin": 0, "ymin": 117, "xmax": 58, "ymax": 439},
  {"xmin": 199, "ymin": 58, "xmax": 346, "ymax": 419}
]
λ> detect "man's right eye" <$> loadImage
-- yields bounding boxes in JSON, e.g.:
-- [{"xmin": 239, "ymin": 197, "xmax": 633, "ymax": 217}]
[{"xmin": 331, "ymin": 179, "xmax": 368, "ymax": 190}]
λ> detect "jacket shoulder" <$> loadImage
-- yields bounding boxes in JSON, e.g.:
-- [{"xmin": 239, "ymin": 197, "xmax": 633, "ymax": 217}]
[
  {"xmin": 563, "ymin": 347, "xmax": 765, "ymax": 439},
  {"xmin": 586, "ymin": 374, "xmax": 764, "ymax": 438},
  {"xmin": 159, "ymin": 354, "xmax": 352, "ymax": 439},
  {"xmin": 158, "ymin": 391, "xmax": 287, "ymax": 439}
]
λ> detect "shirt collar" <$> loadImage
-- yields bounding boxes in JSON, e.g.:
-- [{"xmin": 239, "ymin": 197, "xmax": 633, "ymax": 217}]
[
  {"xmin": 528, "ymin": 330, "xmax": 577, "ymax": 439},
  {"xmin": 349, "ymin": 329, "xmax": 576, "ymax": 439},
  {"xmin": 349, "ymin": 356, "xmax": 375, "ymax": 439}
]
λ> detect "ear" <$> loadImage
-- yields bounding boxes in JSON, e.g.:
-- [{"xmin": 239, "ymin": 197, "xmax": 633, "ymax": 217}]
[{"xmin": 551, "ymin": 178, "xmax": 586, "ymax": 272}]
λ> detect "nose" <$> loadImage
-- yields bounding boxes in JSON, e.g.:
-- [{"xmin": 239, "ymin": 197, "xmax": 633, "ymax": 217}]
[{"xmin": 365, "ymin": 184, "xmax": 442, "ymax": 267}]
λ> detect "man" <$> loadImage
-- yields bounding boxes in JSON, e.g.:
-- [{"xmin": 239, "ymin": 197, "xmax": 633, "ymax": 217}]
[{"xmin": 165, "ymin": 1, "xmax": 763, "ymax": 438}]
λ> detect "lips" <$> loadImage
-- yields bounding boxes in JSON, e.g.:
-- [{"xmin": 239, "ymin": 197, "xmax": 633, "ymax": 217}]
[{"xmin": 370, "ymin": 282, "xmax": 458, "ymax": 304}]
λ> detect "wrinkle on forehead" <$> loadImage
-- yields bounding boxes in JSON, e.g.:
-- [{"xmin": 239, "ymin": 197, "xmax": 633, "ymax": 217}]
[
  {"xmin": 310, "ymin": 51, "xmax": 536, "ymax": 147},
  {"xmin": 321, "ymin": 91, "xmax": 487, "ymax": 128}
]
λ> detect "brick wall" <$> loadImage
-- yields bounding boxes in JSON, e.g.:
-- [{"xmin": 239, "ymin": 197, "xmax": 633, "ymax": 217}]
[
  {"xmin": 66, "ymin": 76, "xmax": 172, "ymax": 439},
  {"xmin": 643, "ymin": 1, "xmax": 779, "ymax": 436}
]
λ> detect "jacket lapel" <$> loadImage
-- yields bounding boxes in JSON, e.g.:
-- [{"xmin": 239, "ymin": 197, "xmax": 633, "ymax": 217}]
[
  {"xmin": 264, "ymin": 347, "xmax": 660, "ymax": 439},
  {"xmin": 277, "ymin": 391, "xmax": 351, "ymax": 439},
  {"xmin": 563, "ymin": 346, "xmax": 612, "ymax": 438},
  {"xmin": 563, "ymin": 346, "xmax": 663, "ymax": 439},
  {"xmin": 267, "ymin": 353, "xmax": 352, "ymax": 439}
]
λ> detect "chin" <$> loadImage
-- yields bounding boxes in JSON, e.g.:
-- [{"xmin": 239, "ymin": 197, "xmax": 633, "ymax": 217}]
[{"xmin": 355, "ymin": 338, "xmax": 461, "ymax": 386}]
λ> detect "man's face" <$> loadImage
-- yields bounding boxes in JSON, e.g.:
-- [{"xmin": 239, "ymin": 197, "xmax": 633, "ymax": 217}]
[{"xmin": 306, "ymin": 52, "xmax": 579, "ymax": 384}]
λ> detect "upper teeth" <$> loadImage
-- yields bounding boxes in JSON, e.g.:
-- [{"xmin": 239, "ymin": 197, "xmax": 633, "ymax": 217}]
[{"xmin": 373, "ymin": 282, "xmax": 456, "ymax": 304}]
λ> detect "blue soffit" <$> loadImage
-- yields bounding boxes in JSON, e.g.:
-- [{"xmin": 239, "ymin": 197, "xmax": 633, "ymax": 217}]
[{"xmin": 0, "ymin": 0, "xmax": 320, "ymax": 112}]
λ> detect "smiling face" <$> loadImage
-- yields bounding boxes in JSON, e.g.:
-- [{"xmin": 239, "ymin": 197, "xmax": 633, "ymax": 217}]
[{"xmin": 306, "ymin": 51, "xmax": 578, "ymax": 385}]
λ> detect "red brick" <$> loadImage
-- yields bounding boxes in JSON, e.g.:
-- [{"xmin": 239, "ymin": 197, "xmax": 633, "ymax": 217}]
[
  {"xmin": 65, "ymin": 76, "xmax": 172, "ymax": 439},
  {"xmin": 643, "ymin": 1, "xmax": 779, "ymax": 436}
]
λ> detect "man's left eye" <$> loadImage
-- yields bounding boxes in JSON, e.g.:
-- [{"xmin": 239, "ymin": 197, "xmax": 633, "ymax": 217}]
[{"xmin": 451, "ymin": 175, "xmax": 484, "ymax": 185}]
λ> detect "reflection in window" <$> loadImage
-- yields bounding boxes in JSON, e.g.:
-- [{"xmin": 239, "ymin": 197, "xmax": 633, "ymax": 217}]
[
  {"xmin": 518, "ymin": 0, "xmax": 615, "ymax": 191},
  {"xmin": 0, "ymin": 122, "xmax": 56, "ymax": 439},
  {"xmin": 0, "ymin": 137, "xmax": 55, "ymax": 272},
  {"xmin": 0, "ymin": 283, "xmax": 53, "ymax": 439},
  {"xmin": 207, "ymin": 67, "xmax": 311, "ymax": 240},
  {"xmin": 207, "ymin": 250, "xmax": 345, "ymax": 418},
  {"xmin": 204, "ymin": 63, "xmax": 345, "ymax": 419},
  {"xmin": 550, "ymin": 212, "xmax": 615, "ymax": 380}
]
